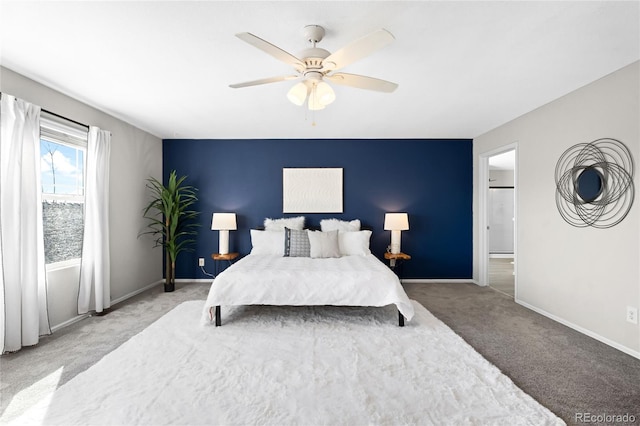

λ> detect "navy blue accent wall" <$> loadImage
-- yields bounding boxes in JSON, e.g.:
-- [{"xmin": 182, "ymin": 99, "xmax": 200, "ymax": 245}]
[{"xmin": 163, "ymin": 139, "xmax": 472, "ymax": 280}]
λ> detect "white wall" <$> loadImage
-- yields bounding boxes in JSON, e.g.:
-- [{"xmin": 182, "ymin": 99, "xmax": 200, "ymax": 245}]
[
  {"xmin": 1, "ymin": 67, "xmax": 163, "ymax": 329},
  {"xmin": 474, "ymin": 61, "xmax": 640, "ymax": 356}
]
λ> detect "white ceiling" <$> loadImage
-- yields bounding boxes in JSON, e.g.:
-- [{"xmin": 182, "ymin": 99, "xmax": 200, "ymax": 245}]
[{"xmin": 1, "ymin": 1, "xmax": 638, "ymax": 140}]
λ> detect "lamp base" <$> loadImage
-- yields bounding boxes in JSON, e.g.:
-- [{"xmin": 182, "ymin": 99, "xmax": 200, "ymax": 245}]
[
  {"xmin": 218, "ymin": 230, "xmax": 230, "ymax": 255},
  {"xmin": 390, "ymin": 230, "xmax": 401, "ymax": 254}
]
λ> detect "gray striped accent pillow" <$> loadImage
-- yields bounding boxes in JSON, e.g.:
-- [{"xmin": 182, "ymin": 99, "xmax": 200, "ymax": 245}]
[{"xmin": 284, "ymin": 228, "xmax": 310, "ymax": 257}]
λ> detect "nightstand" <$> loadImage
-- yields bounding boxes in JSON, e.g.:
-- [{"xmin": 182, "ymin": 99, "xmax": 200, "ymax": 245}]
[
  {"xmin": 384, "ymin": 252, "xmax": 411, "ymax": 327},
  {"xmin": 384, "ymin": 252, "xmax": 411, "ymax": 277},
  {"xmin": 211, "ymin": 252, "xmax": 239, "ymax": 276}
]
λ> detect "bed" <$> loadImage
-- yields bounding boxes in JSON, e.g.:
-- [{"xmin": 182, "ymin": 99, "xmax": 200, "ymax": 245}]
[{"xmin": 202, "ymin": 218, "xmax": 415, "ymax": 327}]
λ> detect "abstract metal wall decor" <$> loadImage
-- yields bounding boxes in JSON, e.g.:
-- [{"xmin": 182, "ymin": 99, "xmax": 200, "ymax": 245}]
[{"xmin": 555, "ymin": 138, "xmax": 634, "ymax": 228}]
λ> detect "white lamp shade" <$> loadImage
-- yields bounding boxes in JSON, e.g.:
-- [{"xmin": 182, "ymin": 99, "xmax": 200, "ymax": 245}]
[
  {"xmin": 384, "ymin": 213, "xmax": 409, "ymax": 231},
  {"xmin": 316, "ymin": 81, "xmax": 335, "ymax": 106},
  {"xmin": 287, "ymin": 82, "xmax": 308, "ymax": 106},
  {"xmin": 211, "ymin": 213, "xmax": 237, "ymax": 230}
]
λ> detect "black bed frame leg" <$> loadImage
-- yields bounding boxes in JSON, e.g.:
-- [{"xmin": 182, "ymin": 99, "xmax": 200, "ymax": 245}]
[
  {"xmin": 398, "ymin": 310, "xmax": 405, "ymax": 327},
  {"xmin": 215, "ymin": 305, "xmax": 221, "ymax": 327}
]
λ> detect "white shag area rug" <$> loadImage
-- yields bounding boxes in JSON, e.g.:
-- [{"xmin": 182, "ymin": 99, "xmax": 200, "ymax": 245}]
[{"xmin": 14, "ymin": 301, "xmax": 564, "ymax": 426}]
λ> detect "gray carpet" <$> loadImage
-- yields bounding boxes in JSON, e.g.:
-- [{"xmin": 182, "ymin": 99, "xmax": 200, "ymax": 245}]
[
  {"xmin": 404, "ymin": 282, "xmax": 640, "ymax": 426},
  {"xmin": 1, "ymin": 281, "xmax": 639, "ymax": 425}
]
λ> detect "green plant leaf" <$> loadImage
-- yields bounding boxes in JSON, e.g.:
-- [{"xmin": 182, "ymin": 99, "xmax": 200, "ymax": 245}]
[{"xmin": 139, "ymin": 170, "xmax": 201, "ymax": 283}]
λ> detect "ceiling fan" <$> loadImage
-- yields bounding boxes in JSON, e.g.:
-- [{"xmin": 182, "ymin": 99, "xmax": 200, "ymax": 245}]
[{"xmin": 229, "ymin": 25, "xmax": 399, "ymax": 111}]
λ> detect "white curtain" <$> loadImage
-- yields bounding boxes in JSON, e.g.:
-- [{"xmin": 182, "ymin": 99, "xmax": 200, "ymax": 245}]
[
  {"xmin": 0, "ymin": 94, "xmax": 51, "ymax": 353},
  {"xmin": 78, "ymin": 126, "xmax": 111, "ymax": 314}
]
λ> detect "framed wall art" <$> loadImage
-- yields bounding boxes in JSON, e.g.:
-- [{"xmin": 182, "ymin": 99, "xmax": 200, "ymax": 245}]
[{"xmin": 283, "ymin": 168, "xmax": 343, "ymax": 213}]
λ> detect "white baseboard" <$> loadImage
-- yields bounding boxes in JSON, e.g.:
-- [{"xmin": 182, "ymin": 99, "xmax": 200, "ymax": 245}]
[
  {"xmin": 401, "ymin": 279, "xmax": 475, "ymax": 284},
  {"xmin": 52, "ymin": 280, "xmax": 164, "ymax": 333},
  {"xmin": 110, "ymin": 279, "xmax": 164, "ymax": 305},
  {"xmin": 111, "ymin": 279, "xmax": 211, "ymax": 304},
  {"xmin": 109, "ymin": 279, "xmax": 211, "ymax": 306},
  {"xmin": 50, "ymin": 313, "xmax": 90, "ymax": 333},
  {"xmin": 52, "ymin": 280, "xmax": 164, "ymax": 332},
  {"xmin": 403, "ymin": 280, "xmax": 639, "ymax": 359},
  {"xmin": 516, "ymin": 298, "xmax": 640, "ymax": 360}
]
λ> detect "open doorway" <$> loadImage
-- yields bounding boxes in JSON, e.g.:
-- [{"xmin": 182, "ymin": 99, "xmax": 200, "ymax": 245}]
[{"xmin": 479, "ymin": 146, "xmax": 516, "ymax": 298}]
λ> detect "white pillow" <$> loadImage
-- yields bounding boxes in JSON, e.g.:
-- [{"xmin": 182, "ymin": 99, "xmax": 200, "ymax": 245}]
[
  {"xmin": 250, "ymin": 230, "xmax": 285, "ymax": 255},
  {"xmin": 320, "ymin": 218, "xmax": 361, "ymax": 232},
  {"xmin": 338, "ymin": 230, "xmax": 372, "ymax": 256},
  {"xmin": 307, "ymin": 230, "xmax": 341, "ymax": 258},
  {"xmin": 264, "ymin": 216, "xmax": 305, "ymax": 231}
]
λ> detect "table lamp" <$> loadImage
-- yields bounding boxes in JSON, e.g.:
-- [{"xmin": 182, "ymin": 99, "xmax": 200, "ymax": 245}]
[
  {"xmin": 384, "ymin": 213, "xmax": 409, "ymax": 254},
  {"xmin": 211, "ymin": 213, "xmax": 237, "ymax": 255}
]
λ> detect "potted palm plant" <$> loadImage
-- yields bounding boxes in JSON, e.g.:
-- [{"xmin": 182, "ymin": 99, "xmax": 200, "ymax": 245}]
[{"xmin": 141, "ymin": 170, "xmax": 199, "ymax": 292}]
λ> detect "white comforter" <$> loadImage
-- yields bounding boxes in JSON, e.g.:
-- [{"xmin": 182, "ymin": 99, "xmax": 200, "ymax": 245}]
[{"xmin": 202, "ymin": 254, "xmax": 414, "ymax": 323}]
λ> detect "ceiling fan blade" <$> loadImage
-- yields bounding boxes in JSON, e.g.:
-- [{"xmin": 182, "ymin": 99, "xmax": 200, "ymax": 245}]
[
  {"xmin": 322, "ymin": 29, "xmax": 395, "ymax": 71},
  {"xmin": 229, "ymin": 75, "xmax": 299, "ymax": 89},
  {"xmin": 236, "ymin": 32, "xmax": 305, "ymax": 71},
  {"xmin": 325, "ymin": 73, "xmax": 398, "ymax": 93}
]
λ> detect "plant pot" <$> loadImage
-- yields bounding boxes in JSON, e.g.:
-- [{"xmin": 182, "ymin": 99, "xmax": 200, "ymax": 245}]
[{"xmin": 164, "ymin": 282, "xmax": 175, "ymax": 292}]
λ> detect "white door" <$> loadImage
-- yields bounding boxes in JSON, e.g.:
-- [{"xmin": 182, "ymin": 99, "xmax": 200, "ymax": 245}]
[{"xmin": 489, "ymin": 188, "xmax": 514, "ymax": 254}]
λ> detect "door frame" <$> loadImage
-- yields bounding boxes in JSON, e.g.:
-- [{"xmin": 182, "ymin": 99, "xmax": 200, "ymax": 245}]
[{"xmin": 478, "ymin": 143, "xmax": 518, "ymax": 291}]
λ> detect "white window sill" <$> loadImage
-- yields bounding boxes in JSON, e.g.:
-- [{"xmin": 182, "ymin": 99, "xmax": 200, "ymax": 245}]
[{"xmin": 46, "ymin": 258, "xmax": 81, "ymax": 272}]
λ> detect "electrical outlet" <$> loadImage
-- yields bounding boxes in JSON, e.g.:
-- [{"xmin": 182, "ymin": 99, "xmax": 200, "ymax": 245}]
[
  {"xmin": 627, "ymin": 306, "xmax": 638, "ymax": 325},
  {"xmin": 198, "ymin": 257, "xmax": 205, "ymax": 267}
]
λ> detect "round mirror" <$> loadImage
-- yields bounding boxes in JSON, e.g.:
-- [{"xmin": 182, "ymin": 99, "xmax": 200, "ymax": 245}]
[{"xmin": 576, "ymin": 166, "xmax": 603, "ymax": 203}]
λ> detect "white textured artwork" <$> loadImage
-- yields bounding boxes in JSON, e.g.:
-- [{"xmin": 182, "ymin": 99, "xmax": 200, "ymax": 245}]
[{"xmin": 283, "ymin": 168, "xmax": 343, "ymax": 213}]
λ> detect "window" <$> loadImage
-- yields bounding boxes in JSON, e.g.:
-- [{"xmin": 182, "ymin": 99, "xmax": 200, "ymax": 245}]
[{"xmin": 40, "ymin": 113, "xmax": 88, "ymax": 265}]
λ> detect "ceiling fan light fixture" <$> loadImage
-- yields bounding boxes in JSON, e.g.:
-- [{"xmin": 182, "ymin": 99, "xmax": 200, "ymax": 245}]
[
  {"xmin": 307, "ymin": 86, "xmax": 325, "ymax": 111},
  {"xmin": 287, "ymin": 82, "xmax": 308, "ymax": 106},
  {"xmin": 316, "ymin": 81, "xmax": 335, "ymax": 106},
  {"xmin": 230, "ymin": 26, "xmax": 398, "ymax": 117}
]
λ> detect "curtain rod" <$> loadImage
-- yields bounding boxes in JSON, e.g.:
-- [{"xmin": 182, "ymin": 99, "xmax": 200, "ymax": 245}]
[
  {"xmin": 0, "ymin": 91, "xmax": 89, "ymax": 130},
  {"xmin": 42, "ymin": 108, "xmax": 89, "ymax": 130}
]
